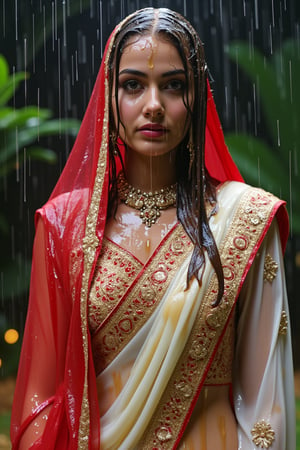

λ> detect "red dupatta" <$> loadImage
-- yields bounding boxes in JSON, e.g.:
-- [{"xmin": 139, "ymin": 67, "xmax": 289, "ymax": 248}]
[{"xmin": 10, "ymin": 10, "xmax": 288, "ymax": 450}]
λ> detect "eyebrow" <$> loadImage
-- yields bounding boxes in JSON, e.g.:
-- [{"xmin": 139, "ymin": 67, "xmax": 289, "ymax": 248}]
[{"xmin": 118, "ymin": 68, "xmax": 186, "ymax": 78}]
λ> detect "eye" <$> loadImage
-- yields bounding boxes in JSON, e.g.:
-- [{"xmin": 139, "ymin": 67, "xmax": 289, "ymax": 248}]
[
  {"xmin": 121, "ymin": 79, "xmax": 143, "ymax": 93},
  {"xmin": 164, "ymin": 79, "xmax": 185, "ymax": 92}
]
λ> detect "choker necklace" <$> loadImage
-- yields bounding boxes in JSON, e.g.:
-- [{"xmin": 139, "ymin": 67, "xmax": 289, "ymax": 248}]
[{"xmin": 117, "ymin": 172, "xmax": 177, "ymax": 227}]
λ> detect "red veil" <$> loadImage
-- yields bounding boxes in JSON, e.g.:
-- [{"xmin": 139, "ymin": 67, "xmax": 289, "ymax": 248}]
[{"xmin": 10, "ymin": 13, "xmax": 288, "ymax": 450}]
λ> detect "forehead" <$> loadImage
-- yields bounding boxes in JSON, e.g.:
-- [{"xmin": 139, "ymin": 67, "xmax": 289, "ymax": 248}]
[{"xmin": 118, "ymin": 35, "xmax": 184, "ymax": 72}]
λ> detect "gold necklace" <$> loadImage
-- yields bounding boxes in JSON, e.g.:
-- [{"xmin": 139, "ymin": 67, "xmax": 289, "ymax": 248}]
[{"xmin": 117, "ymin": 172, "xmax": 177, "ymax": 227}]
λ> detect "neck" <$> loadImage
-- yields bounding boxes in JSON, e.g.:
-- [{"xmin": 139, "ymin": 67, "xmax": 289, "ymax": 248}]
[{"xmin": 125, "ymin": 149, "xmax": 177, "ymax": 191}]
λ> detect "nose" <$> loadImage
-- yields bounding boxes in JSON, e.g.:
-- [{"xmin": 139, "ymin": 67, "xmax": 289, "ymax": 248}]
[{"xmin": 142, "ymin": 86, "xmax": 164, "ymax": 119}]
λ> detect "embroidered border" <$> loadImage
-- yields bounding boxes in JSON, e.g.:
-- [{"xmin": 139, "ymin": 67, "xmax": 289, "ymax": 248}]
[
  {"xmin": 92, "ymin": 225, "xmax": 193, "ymax": 374},
  {"xmin": 89, "ymin": 238, "xmax": 143, "ymax": 333},
  {"xmin": 139, "ymin": 187, "xmax": 280, "ymax": 449},
  {"xmin": 78, "ymin": 31, "xmax": 117, "ymax": 448}
]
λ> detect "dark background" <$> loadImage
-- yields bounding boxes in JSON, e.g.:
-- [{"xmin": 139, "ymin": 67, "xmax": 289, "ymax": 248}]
[{"xmin": 0, "ymin": 0, "xmax": 299, "ymax": 375}]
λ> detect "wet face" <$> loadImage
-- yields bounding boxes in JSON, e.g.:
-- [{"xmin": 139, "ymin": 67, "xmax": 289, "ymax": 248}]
[{"xmin": 112, "ymin": 35, "xmax": 192, "ymax": 158}]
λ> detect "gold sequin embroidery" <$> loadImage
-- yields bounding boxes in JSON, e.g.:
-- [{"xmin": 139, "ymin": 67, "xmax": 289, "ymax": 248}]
[
  {"xmin": 251, "ymin": 420, "xmax": 275, "ymax": 448},
  {"xmin": 263, "ymin": 254, "xmax": 278, "ymax": 283},
  {"xmin": 279, "ymin": 310, "xmax": 288, "ymax": 336},
  {"xmin": 89, "ymin": 239, "xmax": 142, "ymax": 332},
  {"xmin": 204, "ymin": 311, "xmax": 235, "ymax": 385},
  {"xmin": 140, "ymin": 186, "xmax": 281, "ymax": 449},
  {"xmin": 91, "ymin": 226, "xmax": 193, "ymax": 374}
]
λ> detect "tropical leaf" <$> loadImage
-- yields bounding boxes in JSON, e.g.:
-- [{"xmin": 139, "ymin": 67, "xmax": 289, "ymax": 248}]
[
  {"xmin": 226, "ymin": 42, "xmax": 284, "ymax": 148},
  {"xmin": 226, "ymin": 40, "xmax": 300, "ymax": 233},
  {"xmin": 0, "ymin": 106, "xmax": 52, "ymax": 129},
  {"xmin": 226, "ymin": 133, "xmax": 289, "ymax": 196},
  {"xmin": 0, "ymin": 72, "xmax": 28, "ymax": 106},
  {"xmin": 0, "ymin": 118, "xmax": 79, "ymax": 164},
  {"xmin": 0, "ymin": 55, "xmax": 9, "ymax": 87}
]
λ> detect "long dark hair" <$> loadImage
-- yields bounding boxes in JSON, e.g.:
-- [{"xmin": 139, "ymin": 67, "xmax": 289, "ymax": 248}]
[{"xmin": 107, "ymin": 8, "xmax": 224, "ymax": 306}]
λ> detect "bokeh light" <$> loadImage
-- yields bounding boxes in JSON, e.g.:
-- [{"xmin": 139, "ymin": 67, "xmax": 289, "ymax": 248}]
[{"xmin": 4, "ymin": 329, "xmax": 19, "ymax": 345}]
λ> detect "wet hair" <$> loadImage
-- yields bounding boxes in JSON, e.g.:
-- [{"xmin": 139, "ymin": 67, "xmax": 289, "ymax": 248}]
[{"xmin": 107, "ymin": 8, "xmax": 224, "ymax": 306}]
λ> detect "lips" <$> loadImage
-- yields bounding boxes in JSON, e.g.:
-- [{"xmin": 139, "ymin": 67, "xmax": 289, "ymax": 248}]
[{"xmin": 138, "ymin": 123, "xmax": 167, "ymax": 138}]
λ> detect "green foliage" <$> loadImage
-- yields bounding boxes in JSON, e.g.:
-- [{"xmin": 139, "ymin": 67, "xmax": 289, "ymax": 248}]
[
  {"xmin": 0, "ymin": 54, "xmax": 80, "ymax": 378},
  {"xmin": 0, "ymin": 55, "xmax": 80, "ymax": 178},
  {"xmin": 225, "ymin": 40, "xmax": 300, "ymax": 233}
]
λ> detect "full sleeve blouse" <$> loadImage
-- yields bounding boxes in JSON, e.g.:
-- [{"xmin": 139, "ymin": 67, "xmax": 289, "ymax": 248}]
[{"xmin": 233, "ymin": 219, "xmax": 296, "ymax": 450}]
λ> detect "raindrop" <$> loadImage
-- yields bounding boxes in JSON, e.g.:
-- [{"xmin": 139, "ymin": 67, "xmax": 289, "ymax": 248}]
[
  {"xmin": 75, "ymin": 50, "xmax": 79, "ymax": 82},
  {"xmin": 2, "ymin": 0, "xmax": 5, "ymax": 38},
  {"xmin": 254, "ymin": 0, "xmax": 259, "ymax": 30},
  {"xmin": 23, "ymin": 148, "xmax": 27, "ymax": 203},
  {"xmin": 224, "ymin": 84, "xmax": 228, "ymax": 121},
  {"xmin": 54, "ymin": 0, "xmax": 58, "ymax": 41},
  {"xmin": 32, "ymin": 13, "xmax": 36, "ymax": 72},
  {"xmin": 63, "ymin": 0, "xmax": 67, "ymax": 47},
  {"xmin": 51, "ymin": 2, "xmax": 55, "ymax": 51},
  {"xmin": 99, "ymin": 0, "xmax": 103, "ymax": 57},
  {"xmin": 252, "ymin": 83, "xmax": 257, "ymax": 136},
  {"xmin": 24, "ymin": 37, "xmax": 27, "ymax": 103},
  {"xmin": 43, "ymin": 4, "xmax": 47, "ymax": 71},
  {"xmin": 15, "ymin": 0, "xmax": 18, "ymax": 41},
  {"xmin": 92, "ymin": 44, "xmax": 95, "ymax": 75},
  {"xmin": 15, "ymin": 127, "xmax": 19, "ymax": 183},
  {"xmin": 71, "ymin": 54, "xmax": 75, "ymax": 86},
  {"xmin": 37, "ymin": 87, "xmax": 40, "ymax": 141},
  {"xmin": 78, "ymin": 31, "xmax": 87, "ymax": 64},
  {"xmin": 57, "ymin": 37, "xmax": 61, "ymax": 126},
  {"xmin": 234, "ymin": 95, "xmax": 238, "ymax": 133},
  {"xmin": 271, "ymin": 0, "xmax": 275, "ymax": 27},
  {"xmin": 289, "ymin": 60, "xmax": 293, "ymax": 103},
  {"xmin": 276, "ymin": 119, "xmax": 281, "ymax": 146},
  {"xmin": 90, "ymin": 0, "xmax": 95, "ymax": 19},
  {"xmin": 269, "ymin": 24, "xmax": 273, "ymax": 54}
]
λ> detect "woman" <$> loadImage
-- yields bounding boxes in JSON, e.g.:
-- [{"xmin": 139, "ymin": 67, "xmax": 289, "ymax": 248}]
[{"xmin": 11, "ymin": 8, "xmax": 295, "ymax": 449}]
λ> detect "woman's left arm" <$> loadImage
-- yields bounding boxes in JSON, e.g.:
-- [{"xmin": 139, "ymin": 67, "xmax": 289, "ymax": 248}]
[{"xmin": 233, "ymin": 218, "xmax": 296, "ymax": 450}]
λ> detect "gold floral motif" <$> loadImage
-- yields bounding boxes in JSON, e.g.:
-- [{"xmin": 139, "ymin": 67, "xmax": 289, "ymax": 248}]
[
  {"xmin": 263, "ymin": 254, "xmax": 278, "ymax": 282},
  {"xmin": 279, "ymin": 310, "xmax": 288, "ymax": 336},
  {"xmin": 175, "ymin": 381, "xmax": 192, "ymax": 398},
  {"xmin": 251, "ymin": 420, "xmax": 275, "ymax": 448},
  {"xmin": 206, "ymin": 303, "xmax": 230, "ymax": 330},
  {"xmin": 189, "ymin": 340, "xmax": 208, "ymax": 360}
]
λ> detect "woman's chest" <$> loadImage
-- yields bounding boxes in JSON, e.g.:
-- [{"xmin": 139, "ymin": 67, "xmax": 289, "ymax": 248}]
[{"xmin": 88, "ymin": 225, "xmax": 193, "ymax": 336}]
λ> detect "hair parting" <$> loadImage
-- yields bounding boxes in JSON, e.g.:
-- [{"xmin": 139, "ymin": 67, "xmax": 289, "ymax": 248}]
[{"xmin": 107, "ymin": 8, "xmax": 224, "ymax": 306}]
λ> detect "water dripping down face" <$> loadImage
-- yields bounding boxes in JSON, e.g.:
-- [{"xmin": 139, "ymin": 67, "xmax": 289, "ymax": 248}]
[{"xmin": 112, "ymin": 34, "xmax": 192, "ymax": 159}]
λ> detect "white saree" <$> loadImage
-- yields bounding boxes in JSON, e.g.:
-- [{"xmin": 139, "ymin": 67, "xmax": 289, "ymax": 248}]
[{"xmin": 90, "ymin": 181, "xmax": 295, "ymax": 449}]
